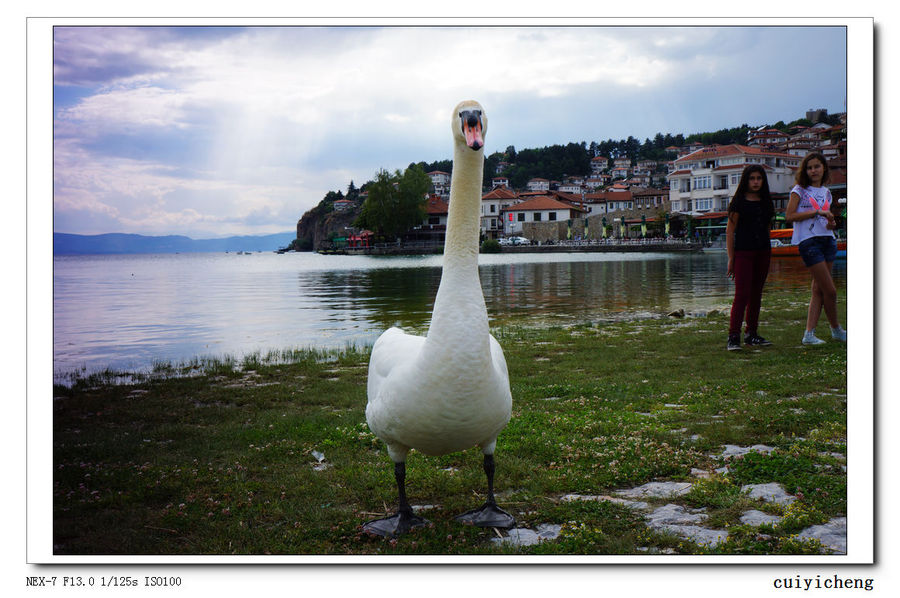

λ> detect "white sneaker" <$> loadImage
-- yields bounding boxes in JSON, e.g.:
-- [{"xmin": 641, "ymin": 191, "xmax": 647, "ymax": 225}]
[
  {"xmin": 831, "ymin": 325, "xmax": 847, "ymax": 342},
  {"xmin": 802, "ymin": 330, "xmax": 826, "ymax": 345}
]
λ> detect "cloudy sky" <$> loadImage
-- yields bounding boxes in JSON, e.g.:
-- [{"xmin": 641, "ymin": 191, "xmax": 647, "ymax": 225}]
[{"xmin": 52, "ymin": 25, "xmax": 847, "ymax": 239}]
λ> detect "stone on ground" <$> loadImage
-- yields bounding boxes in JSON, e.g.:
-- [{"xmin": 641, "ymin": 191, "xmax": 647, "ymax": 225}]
[
  {"xmin": 615, "ymin": 481, "xmax": 693, "ymax": 499},
  {"xmin": 740, "ymin": 510, "xmax": 783, "ymax": 526},
  {"xmin": 797, "ymin": 517, "xmax": 847, "ymax": 554},
  {"xmin": 741, "ymin": 482, "xmax": 797, "ymax": 505},
  {"xmin": 491, "ymin": 523, "xmax": 562, "ymax": 547}
]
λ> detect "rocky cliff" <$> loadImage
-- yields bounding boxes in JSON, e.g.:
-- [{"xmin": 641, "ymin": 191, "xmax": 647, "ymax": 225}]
[{"xmin": 295, "ymin": 203, "xmax": 363, "ymax": 250}]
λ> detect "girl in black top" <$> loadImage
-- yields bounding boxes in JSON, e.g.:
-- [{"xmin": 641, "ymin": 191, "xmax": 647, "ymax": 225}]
[{"xmin": 725, "ymin": 164, "xmax": 775, "ymax": 350}]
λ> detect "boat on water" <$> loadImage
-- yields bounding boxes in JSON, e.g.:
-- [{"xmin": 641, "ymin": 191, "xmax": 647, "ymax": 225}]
[
  {"xmin": 769, "ymin": 228, "xmax": 847, "ymax": 258},
  {"xmin": 703, "ymin": 229, "xmax": 847, "ymax": 258}
]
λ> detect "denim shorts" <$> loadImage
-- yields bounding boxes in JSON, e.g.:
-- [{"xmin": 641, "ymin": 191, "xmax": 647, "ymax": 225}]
[{"xmin": 798, "ymin": 236, "xmax": 837, "ymax": 267}]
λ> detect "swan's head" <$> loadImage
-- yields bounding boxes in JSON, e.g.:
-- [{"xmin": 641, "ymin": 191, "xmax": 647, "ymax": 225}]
[{"xmin": 452, "ymin": 100, "xmax": 487, "ymax": 152}]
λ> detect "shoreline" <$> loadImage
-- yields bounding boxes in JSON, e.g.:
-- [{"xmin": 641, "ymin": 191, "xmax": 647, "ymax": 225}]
[
  {"xmin": 52, "ymin": 306, "xmax": 732, "ymax": 389},
  {"xmin": 319, "ymin": 240, "xmax": 705, "ymax": 256}
]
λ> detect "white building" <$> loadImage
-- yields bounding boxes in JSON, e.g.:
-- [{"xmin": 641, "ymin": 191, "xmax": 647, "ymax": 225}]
[
  {"xmin": 428, "ymin": 171, "xmax": 451, "ymax": 197},
  {"xmin": 666, "ymin": 144, "xmax": 800, "ymax": 214},
  {"xmin": 590, "ymin": 156, "xmax": 609, "ymax": 174},
  {"xmin": 526, "ymin": 178, "xmax": 550, "ymax": 192},
  {"xmin": 557, "ymin": 182, "xmax": 583, "ymax": 194},
  {"xmin": 481, "ymin": 186, "xmax": 519, "ymax": 238},
  {"xmin": 747, "ymin": 127, "xmax": 789, "ymax": 147},
  {"xmin": 502, "ymin": 196, "xmax": 585, "ymax": 235}
]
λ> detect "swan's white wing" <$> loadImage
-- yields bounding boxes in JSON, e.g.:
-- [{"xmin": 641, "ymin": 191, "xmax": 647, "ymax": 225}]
[
  {"xmin": 488, "ymin": 333, "xmax": 510, "ymax": 383},
  {"xmin": 367, "ymin": 327, "xmax": 426, "ymax": 405}
]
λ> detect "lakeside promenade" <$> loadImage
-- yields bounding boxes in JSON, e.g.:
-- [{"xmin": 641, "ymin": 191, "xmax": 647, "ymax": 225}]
[{"xmin": 319, "ymin": 238, "xmax": 705, "ymax": 256}]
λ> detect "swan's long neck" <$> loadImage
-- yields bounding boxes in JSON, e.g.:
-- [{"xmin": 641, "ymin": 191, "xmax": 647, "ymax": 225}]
[
  {"xmin": 443, "ymin": 143, "xmax": 484, "ymax": 271},
  {"xmin": 425, "ymin": 142, "xmax": 490, "ymax": 360}
]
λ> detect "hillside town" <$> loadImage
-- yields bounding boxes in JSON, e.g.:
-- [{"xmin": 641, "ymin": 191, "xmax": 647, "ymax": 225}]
[{"xmin": 309, "ymin": 108, "xmax": 847, "ymax": 250}]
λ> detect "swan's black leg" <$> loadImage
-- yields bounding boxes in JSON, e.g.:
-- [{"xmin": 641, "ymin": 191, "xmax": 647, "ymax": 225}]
[
  {"xmin": 362, "ymin": 462, "xmax": 430, "ymax": 538},
  {"xmin": 454, "ymin": 454, "xmax": 516, "ymax": 528}
]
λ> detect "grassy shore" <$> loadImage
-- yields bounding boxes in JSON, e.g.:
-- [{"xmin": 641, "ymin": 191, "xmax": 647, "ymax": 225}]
[{"xmin": 53, "ymin": 288, "xmax": 847, "ymax": 556}]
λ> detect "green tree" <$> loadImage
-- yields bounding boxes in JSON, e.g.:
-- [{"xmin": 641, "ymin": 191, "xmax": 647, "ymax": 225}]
[
  {"xmin": 346, "ymin": 180, "xmax": 359, "ymax": 201},
  {"xmin": 354, "ymin": 165, "xmax": 429, "ymax": 241}
]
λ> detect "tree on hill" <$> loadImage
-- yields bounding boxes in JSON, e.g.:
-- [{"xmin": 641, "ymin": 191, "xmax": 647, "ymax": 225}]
[
  {"xmin": 354, "ymin": 165, "xmax": 430, "ymax": 241},
  {"xmin": 684, "ymin": 124, "xmax": 753, "ymax": 147}
]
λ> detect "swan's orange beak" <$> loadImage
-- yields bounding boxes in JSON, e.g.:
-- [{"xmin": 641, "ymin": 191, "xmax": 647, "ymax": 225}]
[{"xmin": 460, "ymin": 110, "xmax": 484, "ymax": 151}]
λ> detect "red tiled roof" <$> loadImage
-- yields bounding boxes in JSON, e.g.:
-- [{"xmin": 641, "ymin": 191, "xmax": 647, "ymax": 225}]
[
  {"xmin": 632, "ymin": 187, "xmax": 668, "ymax": 197},
  {"xmin": 482, "ymin": 187, "xmax": 518, "ymax": 200},
  {"xmin": 553, "ymin": 191, "xmax": 583, "ymax": 203},
  {"xmin": 582, "ymin": 190, "xmax": 634, "ymax": 202},
  {"xmin": 677, "ymin": 144, "xmax": 795, "ymax": 162},
  {"xmin": 425, "ymin": 196, "xmax": 449, "ymax": 214},
  {"xmin": 504, "ymin": 196, "xmax": 586, "ymax": 213},
  {"xmin": 693, "ymin": 211, "xmax": 729, "ymax": 221}
]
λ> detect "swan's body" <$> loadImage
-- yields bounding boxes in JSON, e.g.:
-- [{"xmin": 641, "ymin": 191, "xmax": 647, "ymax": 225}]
[{"xmin": 363, "ymin": 101, "xmax": 514, "ymax": 536}]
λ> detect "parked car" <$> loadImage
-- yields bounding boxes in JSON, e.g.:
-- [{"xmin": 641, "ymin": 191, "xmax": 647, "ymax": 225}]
[{"xmin": 500, "ymin": 236, "xmax": 530, "ymax": 246}]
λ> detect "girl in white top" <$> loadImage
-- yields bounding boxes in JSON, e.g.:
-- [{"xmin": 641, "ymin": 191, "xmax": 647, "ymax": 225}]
[{"xmin": 785, "ymin": 152, "xmax": 846, "ymax": 345}]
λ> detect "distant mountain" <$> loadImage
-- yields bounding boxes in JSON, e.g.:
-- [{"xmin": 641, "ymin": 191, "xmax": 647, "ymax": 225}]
[{"xmin": 53, "ymin": 232, "xmax": 297, "ymax": 255}]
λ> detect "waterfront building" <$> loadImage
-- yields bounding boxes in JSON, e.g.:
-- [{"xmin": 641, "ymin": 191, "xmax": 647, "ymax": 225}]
[
  {"xmin": 501, "ymin": 196, "xmax": 586, "ymax": 235},
  {"xmin": 481, "ymin": 186, "xmax": 519, "ymax": 238},
  {"xmin": 667, "ymin": 144, "xmax": 800, "ymax": 214},
  {"xmin": 423, "ymin": 195, "xmax": 449, "ymax": 228}
]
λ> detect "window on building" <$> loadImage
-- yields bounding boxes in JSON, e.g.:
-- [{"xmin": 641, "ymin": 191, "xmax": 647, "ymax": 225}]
[
  {"xmin": 517, "ymin": 213, "xmax": 525, "ymax": 222},
  {"xmin": 549, "ymin": 212, "xmax": 557, "ymax": 221},
  {"xmin": 490, "ymin": 204, "xmax": 496, "ymax": 213},
  {"xmin": 533, "ymin": 213, "xmax": 542, "ymax": 222}
]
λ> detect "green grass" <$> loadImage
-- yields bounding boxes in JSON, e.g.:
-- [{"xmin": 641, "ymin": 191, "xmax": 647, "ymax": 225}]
[{"xmin": 53, "ymin": 288, "xmax": 847, "ymax": 555}]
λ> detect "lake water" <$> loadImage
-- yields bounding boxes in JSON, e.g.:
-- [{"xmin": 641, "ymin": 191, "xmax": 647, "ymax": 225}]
[{"xmin": 52, "ymin": 250, "xmax": 845, "ymax": 381}]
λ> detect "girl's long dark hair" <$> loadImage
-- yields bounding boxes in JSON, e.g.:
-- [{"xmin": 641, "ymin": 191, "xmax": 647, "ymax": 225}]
[{"xmin": 728, "ymin": 164, "xmax": 774, "ymax": 221}]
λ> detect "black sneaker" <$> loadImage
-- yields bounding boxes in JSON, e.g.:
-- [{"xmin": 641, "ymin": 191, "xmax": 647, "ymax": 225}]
[
  {"xmin": 727, "ymin": 334, "xmax": 742, "ymax": 351},
  {"xmin": 744, "ymin": 333, "xmax": 773, "ymax": 346}
]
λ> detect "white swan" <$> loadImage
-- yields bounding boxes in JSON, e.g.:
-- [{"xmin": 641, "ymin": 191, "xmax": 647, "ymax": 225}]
[{"xmin": 363, "ymin": 101, "xmax": 515, "ymax": 537}]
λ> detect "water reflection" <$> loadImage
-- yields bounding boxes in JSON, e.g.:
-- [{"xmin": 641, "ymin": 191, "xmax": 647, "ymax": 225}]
[{"xmin": 52, "ymin": 252, "xmax": 846, "ymax": 378}]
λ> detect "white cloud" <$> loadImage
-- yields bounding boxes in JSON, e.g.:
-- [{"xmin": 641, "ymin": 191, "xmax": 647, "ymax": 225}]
[
  {"xmin": 58, "ymin": 86, "xmax": 191, "ymax": 131},
  {"xmin": 51, "ymin": 25, "xmax": 847, "ymax": 237}
]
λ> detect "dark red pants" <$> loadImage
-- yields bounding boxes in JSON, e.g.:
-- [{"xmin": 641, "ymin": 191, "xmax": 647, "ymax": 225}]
[{"xmin": 729, "ymin": 249, "xmax": 771, "ymax": 335}]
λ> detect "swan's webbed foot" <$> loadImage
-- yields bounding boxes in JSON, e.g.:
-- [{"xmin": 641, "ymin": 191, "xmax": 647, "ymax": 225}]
[
  {"xmin": 454, "ymin": 453, "xmax": 516, "ymax": 528},
  {"xmin": 454, "ymin": 501, "xmax": 516, "ymax": 529},
  {"xmin": 362, "ymin": 508, "xmax": 431, "ymax": 538}
]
